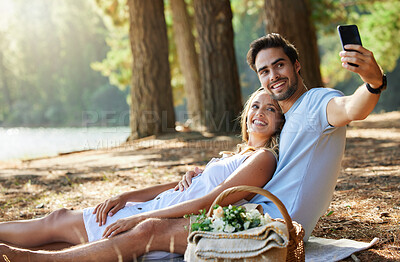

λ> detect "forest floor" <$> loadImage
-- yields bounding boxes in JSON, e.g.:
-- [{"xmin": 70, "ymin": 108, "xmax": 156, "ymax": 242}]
[{"xmin": 0, "ymin": 111, "xmax": 399, "ymax": 261}]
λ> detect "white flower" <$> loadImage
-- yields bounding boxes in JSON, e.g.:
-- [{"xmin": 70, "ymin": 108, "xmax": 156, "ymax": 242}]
[
  {"xmin": 193, "ymin": 205, "xmax": 272, "ymax": 234},
  {"xmin": 264, "ymin": 212, "xmax": 272, "ymax": 222},
  {"xmin": 260, "ymin": 217, "xmax": 268, "ymax": 225},
  {"xmin": 224, "ymin": 224, "xmax": 235, "ymax": 233},
  {"xmin": 213, "ymin": 206, "xmax": 224, "ymax": 219},
  {"xmin": 210, "ymin": 218, "xmax": 225, "ymax": 232},
  {"xmin": 260, "ymin": 212, "xmax": 273, "ymax": 226},
  {"xmin": 247, "ymin": 209, "xmax": 262, "ymax": 220}
]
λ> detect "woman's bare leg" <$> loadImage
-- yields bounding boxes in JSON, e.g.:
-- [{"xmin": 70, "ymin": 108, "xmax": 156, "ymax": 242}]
[{"xmin": 0, "ymin": 208, "xmax": 88, "ymax": 248}]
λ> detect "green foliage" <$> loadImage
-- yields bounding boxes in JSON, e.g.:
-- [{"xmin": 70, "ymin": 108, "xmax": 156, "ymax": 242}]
[
  {"xmin": 91, "ymin": 36, "xmax": 132, "ymax": 91},
  {"xmin": 93, "ymin": 0, "xmax": 186, "ymax": 107},
  {"xmin": 231, "ymin": 0, "xmax": 265, "ymax": 99},
  {"xmin": 326, "ymin": 210, "xmax": 334, "ymax": 217},
  {"xmin": 311, "ymin": 0, "xmax": 361, "ymax": 35},
  {"xmin": 93, "ymin": 0, "xmax": 129, "ymax": 27},
  {"xmin": 313, "ymin": 0, "xmax": 400, "ymax": 84},
  {"xmin": 0, "ymin": 0, "xmax": 129, "ymax": 127},
  {"xmin": 191, "ymin": 208, "xmax": 213, "ymax": 232},
  {"xmin": 190, "ymin": 204, "xmax": 270, "ymax": 233},
  {"xmin": 360, "ymin": 1, "xmax": 400, "ymax": 72},
  {"xmin": 91, "ymin": 0, "xmax": 131, "ymax": 92},
  {"xmin": 311, "ymin": 0, "xmax": 400, "ymax": 112}
]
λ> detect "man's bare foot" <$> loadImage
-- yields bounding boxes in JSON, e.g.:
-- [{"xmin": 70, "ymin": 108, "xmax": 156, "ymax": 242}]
[{"xmin": 0, "ymin": 244, "xmax": 32, "ymax": 262}]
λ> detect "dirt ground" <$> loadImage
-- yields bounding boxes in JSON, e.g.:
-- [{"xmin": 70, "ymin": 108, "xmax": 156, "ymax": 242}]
[{"xmin": 1, "ymin": 111, "xmax": 399, "ymax": 261}]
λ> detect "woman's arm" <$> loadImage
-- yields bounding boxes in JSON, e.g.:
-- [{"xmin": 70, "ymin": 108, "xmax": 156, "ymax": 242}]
[
  {"xmin": 123, "ymin": 182, "xmax": 179, "ymax": 202},
  {"xmin": 103, "ymin": 150, "xmax": 276, "ymax": 237},
  {"xmin": 94, "ymin": 181, "xmax": 178, "ymax": 225}
]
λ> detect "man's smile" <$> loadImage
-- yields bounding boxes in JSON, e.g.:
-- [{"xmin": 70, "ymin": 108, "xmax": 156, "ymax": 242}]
[{"xmin": 269, "ymin": 79, "xmax": 286, "ymax": 91}]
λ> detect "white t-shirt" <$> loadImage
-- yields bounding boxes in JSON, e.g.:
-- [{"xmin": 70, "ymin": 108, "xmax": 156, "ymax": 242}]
[{"xmin": 250, "ymin": 88, "xmax": 346, "ymax": 240}]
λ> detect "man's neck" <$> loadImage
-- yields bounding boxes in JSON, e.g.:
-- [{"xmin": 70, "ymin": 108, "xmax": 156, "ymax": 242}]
[{"xmin": 278, "ymin": 84, "xmax": 308, "ymax": 113}]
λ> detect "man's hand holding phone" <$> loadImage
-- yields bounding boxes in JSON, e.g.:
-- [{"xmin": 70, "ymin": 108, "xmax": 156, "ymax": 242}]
[
  {"xmin": 340, "ymin": 45, "xmax": 383, "ymax": 88},
  {"xmin": 338, "ymin": 25, "xmax": 384, "ymax": 90},
  {"xmin": 337, "ymin": 25, "xmax": 362, "ymax": 67}
]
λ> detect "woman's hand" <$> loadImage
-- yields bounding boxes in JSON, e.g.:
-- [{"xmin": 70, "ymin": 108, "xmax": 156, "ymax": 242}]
[
  {"xmin": 93, "ymin": 193, "xmax": 129, "ymax": 226},
  {"xmin": 102, "ymin": 216, "xmax": 143, "ymax": 238},
  {"xmin": 174, "ymin": 167, "xmax": 203, "ymax": 191}
]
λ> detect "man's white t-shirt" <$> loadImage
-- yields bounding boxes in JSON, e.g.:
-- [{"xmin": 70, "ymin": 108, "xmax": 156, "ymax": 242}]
[{"xmin": 250, "ymin": 88, "xmax": 346, "ymax": 240}]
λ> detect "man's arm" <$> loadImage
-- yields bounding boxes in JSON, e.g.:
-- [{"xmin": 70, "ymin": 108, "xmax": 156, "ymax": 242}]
[{"xmin": 327, "ymin": 44, "xmax": 384, "ymax": 127}]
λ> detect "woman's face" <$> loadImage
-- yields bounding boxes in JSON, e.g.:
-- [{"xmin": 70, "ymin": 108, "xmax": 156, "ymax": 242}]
[{"xmin": 246, "ymin": 92, "xmax": 282, "ymax": 142}]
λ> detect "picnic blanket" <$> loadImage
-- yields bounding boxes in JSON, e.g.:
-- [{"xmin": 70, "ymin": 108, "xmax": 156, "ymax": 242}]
[
  {"xmin": 305, "ymin": 237, "xmax": 379, "ymax": 262},
  {"xmin": 139, "ymin": 237, "xmax": 378, "ymax": 262}
]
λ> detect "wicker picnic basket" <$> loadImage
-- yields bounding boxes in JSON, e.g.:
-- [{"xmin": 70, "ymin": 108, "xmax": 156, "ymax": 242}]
[{"xmin": 206, "ymin": 185, "xmax": 305, "ymax": 262}]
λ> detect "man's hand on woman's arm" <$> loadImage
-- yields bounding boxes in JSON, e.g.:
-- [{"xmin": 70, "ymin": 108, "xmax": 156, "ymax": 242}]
[{"xmin": 174, "ymin": 167, "xmax": 203, "ymax": 191}]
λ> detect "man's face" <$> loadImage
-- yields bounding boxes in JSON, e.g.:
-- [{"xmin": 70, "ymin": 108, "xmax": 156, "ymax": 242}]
[{"xmin": 255, "ymin": 47, "xmax": 300, "ymax": 101}]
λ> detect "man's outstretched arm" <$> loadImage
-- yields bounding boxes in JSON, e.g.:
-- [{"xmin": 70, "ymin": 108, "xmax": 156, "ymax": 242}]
[{"xmin": 327, "ymin": 44, "xmax": 385, "ymax": 127}]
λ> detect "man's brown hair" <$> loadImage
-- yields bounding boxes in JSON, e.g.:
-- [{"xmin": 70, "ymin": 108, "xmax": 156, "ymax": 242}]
[{"xmin": 246, "ymin": 33, "xmax": 299, "ymax": 72}]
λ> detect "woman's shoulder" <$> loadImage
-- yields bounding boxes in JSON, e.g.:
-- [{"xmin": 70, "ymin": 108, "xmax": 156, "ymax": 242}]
[{"xmin": 244, "ymin": 148, "xmax": 278, "ymax": 164}]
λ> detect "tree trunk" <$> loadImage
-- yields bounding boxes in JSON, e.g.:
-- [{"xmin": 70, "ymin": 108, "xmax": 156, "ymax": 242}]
[
  {"xmin": 128, "ymin": 0, "xmax": 175, "ymax": 139},
  {"xmin": 264, "ymin": 0, "xmax": 323, "ymax": 88},
  {"xmin": 170, "ymin": 0, "xmax": 203, "ymax": 130},
  {"xmin": 193, "ymin": 0, "xmax": 242, "ymax": 133}
]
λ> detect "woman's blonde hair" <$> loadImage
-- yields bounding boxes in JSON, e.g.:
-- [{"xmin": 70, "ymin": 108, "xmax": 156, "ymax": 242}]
[{"xmin": 236, "ymin": 87, "xmax": 284, "ymax": 156}]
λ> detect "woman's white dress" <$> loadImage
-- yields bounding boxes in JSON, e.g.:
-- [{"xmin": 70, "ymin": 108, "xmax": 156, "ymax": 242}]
[{"xmin": 82, "ymin": 153, "xmax": 252, "ymax": 242}]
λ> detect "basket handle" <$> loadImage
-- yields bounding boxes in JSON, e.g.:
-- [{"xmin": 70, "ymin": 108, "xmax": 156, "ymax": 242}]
[{"xmin": 206, "ymin": 185, "xmax": 295, "ymax": 239}]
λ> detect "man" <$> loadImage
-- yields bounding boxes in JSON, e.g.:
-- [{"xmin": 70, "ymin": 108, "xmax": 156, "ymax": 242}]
[
  {"xmin": 245, "ymin": 33, "xmax": 384, "ymax": 240},
  {"xmin": 0, "ymin": 33, "xmax": 386, "ymax": 261}
]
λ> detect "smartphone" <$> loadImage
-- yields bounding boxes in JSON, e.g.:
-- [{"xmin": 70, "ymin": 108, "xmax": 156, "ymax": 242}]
[{"xmin": 337, "ymin": 25, "xmax": 362, "ymax": 67}]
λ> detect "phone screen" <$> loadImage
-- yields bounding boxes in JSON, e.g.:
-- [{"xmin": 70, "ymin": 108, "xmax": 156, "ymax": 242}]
[
  {"xmin": 337, "ymin": 25, "xmax": 362, "ymax": 66},
  {"xmin": 337, "ymin": 25, "xmax": 362, "ymax": 50}
]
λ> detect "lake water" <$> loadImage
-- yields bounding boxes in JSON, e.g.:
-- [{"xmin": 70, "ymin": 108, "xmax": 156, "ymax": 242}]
[{"xmin": 0, "ymin": 127, "xmax": 130, "ymax": 161}]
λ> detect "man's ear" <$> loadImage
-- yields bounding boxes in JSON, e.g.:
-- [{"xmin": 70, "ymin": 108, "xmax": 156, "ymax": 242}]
[{"xmin": 295, "ymin": 60, "xmax": 301, "ymax": 74}]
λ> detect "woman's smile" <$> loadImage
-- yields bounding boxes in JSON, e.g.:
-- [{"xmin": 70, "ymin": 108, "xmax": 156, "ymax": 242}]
[{"xmin": 246, "ymin": 92, "xmax": 281, "ymax": 147}]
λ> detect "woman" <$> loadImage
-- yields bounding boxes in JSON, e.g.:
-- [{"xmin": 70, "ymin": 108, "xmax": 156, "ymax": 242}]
[{"xmin": 0, "ymin": 88, "xmax": 284, "ymax": 248}]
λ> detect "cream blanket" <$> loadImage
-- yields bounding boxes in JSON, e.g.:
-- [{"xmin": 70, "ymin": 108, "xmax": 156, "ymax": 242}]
[{"xmin": 184, "ymin": 220, "xmax": 289, "ymax": 261}]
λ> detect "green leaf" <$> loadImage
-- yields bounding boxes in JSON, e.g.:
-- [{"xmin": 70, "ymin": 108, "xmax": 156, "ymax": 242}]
[{"xmin": 326, "ymin": 211, "xmax": 334, "ymax": 217}]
